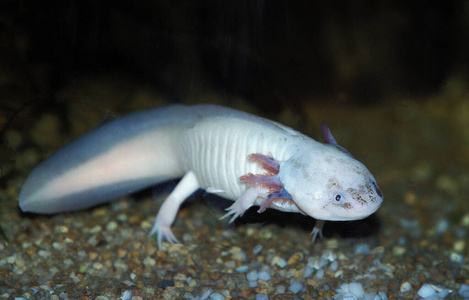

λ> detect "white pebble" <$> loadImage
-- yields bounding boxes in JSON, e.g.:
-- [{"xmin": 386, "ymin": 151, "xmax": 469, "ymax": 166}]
[
  {"xmin": 209, "ymin": 293, "xmax": 225, "ymax": 300},
  {"xmin": 120, "ymin": 290, "xmax": 132, "ymax": 300},
  {"xmin": 235, "ymin": 265, "xmax": 249, "ymax": 273},
  {"xmin": 38, "ymin": 250, "xmax": 51, "ymax": 258},
  {"xmin": 459, "ymin": 284, "xmax": 469, "ymax": 298},
  {"xmin": 271, "ymin": 256, "xmax": 287, "ymax": 268},
  {"xmin": 199, "ymin": 289, "xmax": 212, "ymax": 300},
  {"xmin": 276, "ymin": 285, "xmax": 286, "ymax": 294},
  {"xmin": 336, "ymin": 293, "xmax": 356, "ymax": 300},
  {"xmin": 246, "ymin": 270, "xmax": 258, "ymax": 281},
  {"xmin": 378, "ymin": 292, "xmax": 388, "ymax": 300},
  {"xmin": 354, "ymin": 243, "xmax": 371, "ymax": 255},
  {"xmin": 373, "ymin": 259, "xmax": 392, "ymax": 273},
  {"xmin": 257, "ymin": 271, "xmax": 271, "ymax": 281},
  {"xmin": 321, "ymin": 250, "xmax": 337, "ymax": 262},
  {"xmin": 315, "ymin": 269, "xmax": 324, "ymax": 279},
  {"xmin": 330, "ymin": 260, "xmax": 339, "ymax": 271},
  {"xmin": 449, "ymin": 252, "xmax": 464, "ymax": 264},
  {"xmin": 363, "ymin": 294, "xmax": 384, "ymax": 300},
  {"xmin": 349, "ymin": 282, "xmax": 364, "ymax": 298},
  {"xmin": 52, "ymin": 242, "xmax": 65, "ymax": 251},
  {"xmin": 106, "ymin": 221, "xmax": 118, "ymax": 231},
  {"xmin": 252, "ymin": 245, "xmax": 263, "ymax": 255},
  {"xmin": 303, "ymin": 266, "xmax": 314, "ymax": 278},
  {"xmin": 143, "ymin": 257, "xmax": 155, "ymax": 267},
  {"xmin": 435, "ymin": 218, "xmax": 450, "ymax": 235},
  {"xmin": 418, "ymin": 284, "xmax": 436, "ymax": 298},
  {"xmin": 255, "ymin": 294, "xmax": 268, "ymax": 300},
  {"xmin": 400, "ymin": 282, "xmax": 411, "ymax": 293},
  {"xmin": 288, "ymin": 279, "xmax": 303, "ymax": 294}
]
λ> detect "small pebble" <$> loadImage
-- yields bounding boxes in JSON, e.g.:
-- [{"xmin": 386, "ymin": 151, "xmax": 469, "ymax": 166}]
[
  {"xmin": 454, "ymin": 228, "xmax": 467, "ymax": 239},
  {"xmin": 158, "ymin": 280, "xmax": 175, "ymax": 289},
  {"xmin": 255, "ymin": 294, "xmax": 268, "ymax": 300},
  {"xmin": 354, "ymin": 243, "xmax": 371, "ymax": 255},
  {"xmin": 288, "ymin": 279, "xmax": 303, "ymax": 294},
  {"xmin": 330, "ymin": 260, "xmax": 339, "ymax": 271},
  {"xmin": 106, "ymin": 221, "xmax": 118, "ymax": 231},
  {"xmin": 461, "ymin": 214, "xmax": 469, "ymax": 226},
  {"xmin": 252, "ymin": 244, "xmax": 263, "ymax": 255},
  {"xmin": 303, "ymin": 266, "xmax": 314, "ymax": 278},
  {"xmin": 435, "ymin": 218, "xmax": 450, "ymax": 235},
  {"xmin": 348, "ymin": 282, "xmax": 364, "ymax": 298},
  {"xmin": 143, "ymin": 257, "xmax": 156, "ymax": 267},
  {"xmin": 276, "ymin": 285, "xmax": 286, "ymax": 294},
  {"xmin": 378, "ymin": 291, "xmax": 389, "ymax": 299},
  {"xmin": 248, "ymin": 280, "xmax": 258, "ymax": 288},
  {"xmin": 399, "ymin": 219, "xmax": 420, "ymax": 231},
  {"xmin": 271, "ymin": 256, "xmax": 287, "ymax": 268},
  {"xmin": 392, "ymin": 246, "xmax": 406, "ymax": 256},
  {"xmin": 121, "ymin": 290, "xmax": 132, "ymax": 300},
  {"xmin": 400, "ymin": 282, "xmax": 411, "ymax": 293},
  {"xmin": 246, "ymin": 270, "xmax": 258, "ymax": 281},
  {"xmin": 209, "ymin": 293, "xmax": 225, "ymax": 300},
  {"xmin": 257, "ymin": 270, "xmax": 271, "ymax": 281},
  {"xmin": 458, "ymin": 284, "xmax": 469, "ymax": 298},
  {"xmin": 417, "ymin": 283, "xmax": 450, "ymax": 298},
  {"xmin": 321, "ymin": 250, "xmax": 337, "ymax": 262},
  {"xmin": 235, "ymin": 265, "xmax": 249, "ymax": 273},
  {"xmin": 449, "ymin": 252, "xmax": 464, "ymax": 264},
  {"xmin": 315, "ymin": 269, "xmax": 324, "ymax": 279},
  {"xmin": 38, "ymin": 250, "xmax": 51, "ymax": 258},
  {"xmin": 373, "ymin": 259, "xmax": 392, "ymax": 273}
]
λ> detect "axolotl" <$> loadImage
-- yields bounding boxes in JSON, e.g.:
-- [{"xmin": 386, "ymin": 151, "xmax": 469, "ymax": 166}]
[{"xmin": 19, "ymin": 104, "xmax": 383, "ymax": 247}]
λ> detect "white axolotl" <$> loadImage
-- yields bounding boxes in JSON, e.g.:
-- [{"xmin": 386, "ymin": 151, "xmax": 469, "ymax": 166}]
[{"xmin": 19, "ymin": 104, "xmax": 383, "ymax": 248}]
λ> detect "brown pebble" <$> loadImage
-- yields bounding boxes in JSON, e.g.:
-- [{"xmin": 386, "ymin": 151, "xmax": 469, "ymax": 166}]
[
  {"xmin": 117, "ymin": 249, "xmax": 128, "ymax": 258},
  {"xmin": 287, "ymin": 252, "xmax": 304, "ymax": 265},
  {"xmin": 88, "ymin": 252, "xmax": 98, "ymax": 260},
  {"xmin": 146, "ymin": 244, "xmax": 157, "ymax": 256}
]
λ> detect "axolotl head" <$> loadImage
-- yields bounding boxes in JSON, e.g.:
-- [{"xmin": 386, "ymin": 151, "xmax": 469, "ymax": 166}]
[
  {"xmin": 279, "ymin": 145, "xmax": 383, "ymax": 221},
  {"xmin": 278, "ymin": 124, "xmax": 383, "ymax": 222}
]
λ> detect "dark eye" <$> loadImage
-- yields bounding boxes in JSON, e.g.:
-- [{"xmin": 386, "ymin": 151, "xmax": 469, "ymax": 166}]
[
  {"xmin": 371, "ymin": 181, "xmax": 383, "ymax": 197},
  {"xmin": 335, "ymin": 194, "xmax": 343, "ymax": 202}
]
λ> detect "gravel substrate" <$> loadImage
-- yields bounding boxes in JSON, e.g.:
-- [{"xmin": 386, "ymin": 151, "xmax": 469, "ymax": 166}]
[{"xmin": 1, "ymin": 78, "xmax": 469, "ymax": 299}]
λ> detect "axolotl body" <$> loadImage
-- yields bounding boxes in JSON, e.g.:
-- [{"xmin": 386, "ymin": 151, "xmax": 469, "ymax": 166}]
[{"xmin": 19, "ymin": 104, "xmax": 383, "ymax": 247}]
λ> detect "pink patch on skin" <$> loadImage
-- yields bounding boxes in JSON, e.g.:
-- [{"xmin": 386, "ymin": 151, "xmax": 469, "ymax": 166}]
[
  {"xmin": 240, "ymin": 153, "xmax": 294, "ymax": 212},
  {"xmin": 240, "ymin": 153, "xmax": 281, "ymax": 193},
  {"xmin": 246, "ymin": 153, "xmax": 279, "ymax": 174}
]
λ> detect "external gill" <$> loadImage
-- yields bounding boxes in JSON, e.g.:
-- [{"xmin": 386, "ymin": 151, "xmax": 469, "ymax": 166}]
[{"xmin": 240, "ymin": 153, "xmax": 293, "ymax": 213}]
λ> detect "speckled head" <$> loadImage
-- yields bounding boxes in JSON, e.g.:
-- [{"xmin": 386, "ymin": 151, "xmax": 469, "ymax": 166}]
[{"xmin": 279, "ymin": 142, "xmax": 383, "ymax": 222}]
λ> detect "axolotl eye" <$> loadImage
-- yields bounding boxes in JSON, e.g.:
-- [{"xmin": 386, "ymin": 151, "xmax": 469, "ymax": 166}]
[
  {"xmin": 335, "ymin": 194, "xmax": 343, "ymax": 202},
  {"xmin": 371, "ymin": 181, "xmax": 383, "ymax": 197}
]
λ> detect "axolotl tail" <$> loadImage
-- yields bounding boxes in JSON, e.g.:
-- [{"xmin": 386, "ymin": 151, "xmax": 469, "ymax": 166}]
[{"xmin": 19, "ymin": 105, "xmax": 188, "ymax": 214}]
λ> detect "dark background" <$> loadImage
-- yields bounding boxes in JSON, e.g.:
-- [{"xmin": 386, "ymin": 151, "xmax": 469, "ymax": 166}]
[{"xmin": 0, "ymin": 0, "xmax": 467, "ymax": 111}]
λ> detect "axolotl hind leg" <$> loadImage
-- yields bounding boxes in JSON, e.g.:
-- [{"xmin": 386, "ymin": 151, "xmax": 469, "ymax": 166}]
[{"xmin": 150, "ymin": 171, "xmax": 200, "ymax": 248}]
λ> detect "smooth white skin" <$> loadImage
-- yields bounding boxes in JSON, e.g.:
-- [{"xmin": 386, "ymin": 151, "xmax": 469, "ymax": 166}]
[{"xmin": 19, "ymin": 104, "xmax": 383, "ymax": 247}]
